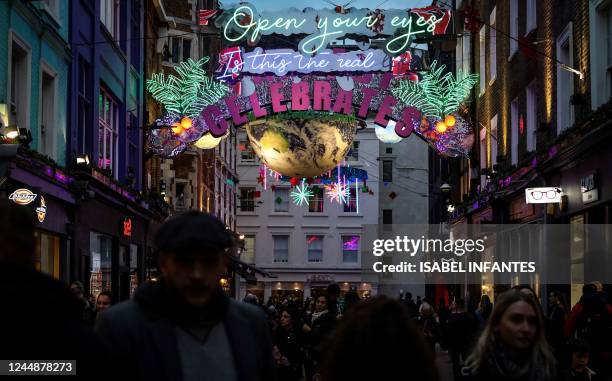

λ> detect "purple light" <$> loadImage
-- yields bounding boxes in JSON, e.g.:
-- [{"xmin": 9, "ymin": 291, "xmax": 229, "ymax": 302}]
[
  {"xmin": 343, "ymin": 236, "xmax": 360, "ymax": 251},
  {"xmin": 548, "ymin": 146, "xmax": 558, "ymax": 158},
  {"xmin": 44, "ymin": 166, "xmax": 53, "ymax": 177},
  {"xmin": 531, "ymin": 157, "xmax": 537, "ymax": 168},
  {"xmin": 504, "ymin": 177, "xmax": 511, "ymax": 187},
  {"xmin": 54, "ymin": 170, "xmax": 73, "ymax": 185},
  {"xmin": 472, "ymin": 201, "xmax": 479, "ymax": 210}
]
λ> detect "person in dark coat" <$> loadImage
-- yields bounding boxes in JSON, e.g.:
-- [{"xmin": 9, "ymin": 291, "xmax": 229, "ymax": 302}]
[
  {"xmin": 446, "ymin": 299, "xmax": 479, "ymax": 381},
  {"xmin": 96, "ymin": 211, "xmax": 277, "ymax": 381},
  {"xmin": 272, "ymin": 307, "xmax": 304, "ymax": 381},
  {"xmin": 0, "ymin": 199, "xmax": 110, "ymax": 379},
  {"xmin": 303, "ymin": 293, "xmax": 337, "ymax": 381}
]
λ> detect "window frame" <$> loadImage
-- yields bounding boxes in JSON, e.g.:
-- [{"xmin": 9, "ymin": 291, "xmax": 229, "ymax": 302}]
[
  {"xmin": 342, "ymin": 235, "xmax": 360, "ymax": 263},
  {"xmin": 346, "ymin": 141, "xmax": 360, "ymax": 162},
  {"xmin": 98, "ymin": 87, "xmax": 119, "ymax": 178},
  {"xmin": 273, "ymin": 187, "xmax": 290, "ymax": 212},
  {"xmin": 343, "ymin": 187, "xmax": 357, "ymax": 213},
  {"xmin": 382, "ymin": 160, "xmax": 393, "ymax": 182},
  {"xmin": 510, "ymin": 98, "xmax": 519, "ymax": 165},
  {"xmin": 100, "ymin": 0, "xmax": 120, "ymax": 40},
  {"xmin": 308, "ymin": 186, "xmax": 325, "ymax": 213},
  {"xmin": 273, "ymin": 235, "xmax": 289, "ymax": 263},
  {"xmin": 307, "ymin": 235, "xmax": 324, "ymax": 263},
  {"xmin": 239, "ymin": 186, "xmax": 256, "ymax": 212},
  {"xmin": 526, "ymin": 81, "xmax": 537, "ymax": 152},
  {"xmin": 489, "ymin": 7, "xmax": 497, "ymax": 84}
]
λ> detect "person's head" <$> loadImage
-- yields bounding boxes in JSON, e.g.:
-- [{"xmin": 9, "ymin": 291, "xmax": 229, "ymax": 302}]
[
  {"xmin": 70, "ymin": 281, "xmax": 85, "ymax": 300},
  {"xmin": 0, "ymin": 199, "xmax": 36, "ymax": 267},
  {"xmin": 590, "ymin": 281, "xmax": 603, "ymax": 293},
  {"xmin": 419, "ymin": 302, "xmax": 433, "ymax": 318},
  {"xmin": 326, "ymin": 283, "xmax": 340, "ymax": 301},
  {"xmin": 344, "ymin": 290, "xmax": 361, "ymax": 313},
  {"xmin": 466, "ymin": 290, "xmax": 555, "ymax": 376},
  {"xmin": 315, "ymin": 293, "xmax": 330, "ymax": 312},
  {"xmin": 405, "ymin": 292, "xmax": 413, "ymax": 301},
  {"xmin": 453, "ymin": 298, "xmax": 466, "ymax": 312},
  {"xmin": 243, "ymin": 293, "xmax": 258, "ymax": 305},
  {"xmin": 568, "ymin": 339, "xmax": 590, "ymax": 371},
  {"xmin": 155, "ymin": 211, "xmax": 234, "ymax": 307},
  {"xmin": 279, "ymin": 307, "xmax": 298, "ymax": 329},
  {"xmin": 582, "ymin": 283, "xmax": 597, "ymax": 296},
  {"xmin": 96, "ymin": 291, "xmax": 113, "ymax": 313},
  {"xmin": 321, "ymin": 296, "xmax": 440, "ymax": 381}
]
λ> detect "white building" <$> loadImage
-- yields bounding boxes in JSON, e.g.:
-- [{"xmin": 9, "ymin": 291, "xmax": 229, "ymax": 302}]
[{"xmin": 236, "ymin": 125, "xmax": 380, "ymax": 303}]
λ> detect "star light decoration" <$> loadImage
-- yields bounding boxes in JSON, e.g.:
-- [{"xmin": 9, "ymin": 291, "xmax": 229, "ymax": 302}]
[
  {"xmin": 325, "ymin": 183, "xmax": 350, "ymax": 204},
  {"xmin": 290, "ymin": 179, "xmax": 314, "ymax": 206}
]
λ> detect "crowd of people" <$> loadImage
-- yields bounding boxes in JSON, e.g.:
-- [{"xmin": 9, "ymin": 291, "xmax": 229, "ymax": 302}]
[{"xmin": 1, "ymin": 200, "xmax": 611, "ymax": 381}]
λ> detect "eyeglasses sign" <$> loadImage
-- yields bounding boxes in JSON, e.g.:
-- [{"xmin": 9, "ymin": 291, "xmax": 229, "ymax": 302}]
[{"xmin": 525, "ymin": 187, "xmax": 563, "ymax": 204}]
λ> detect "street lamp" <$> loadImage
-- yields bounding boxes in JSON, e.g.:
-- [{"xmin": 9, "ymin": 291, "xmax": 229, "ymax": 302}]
[{"xmin": 440, "ymin": 183, "xmax": 451, "ymax": 193}]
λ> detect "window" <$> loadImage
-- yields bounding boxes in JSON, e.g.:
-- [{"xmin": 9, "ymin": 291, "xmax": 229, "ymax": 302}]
[
  {"xmin": 100, "ymin": 0, "xmax": 120, "ymax": 39},
  {"xmin": 342, "ymin": 236, "xmax": 359, "ymax": 263},
  {"xmin": 9, "ymin": 37, "xmax": 30, "ymax": 130},
  {"xmin": 35, "ymin": 231, "xmax": 60, "ymax": 279},
  {"xmin": 273, "ymin": 235, "xmax": 289, "ymax": 263},
  {"xmin": 90, "ymin": 232, "xmax": 113, "ymax": 296},
  {"xmin": 164, "ymin": 36, "xmax": 193, "ymax": 64},
  {"xmin": 526, "ymin": 81, "xmax": 537, "ymax": 151},
  {"xmin": 383, "ymin": 160, "xmax": 393, "ymax": 182},
  {"xmin": 242, "ymin": 235, "xmax": 255, "ymax": 263},
  {"xmin": 479, "ymin": 26, "xmax": 486, "ymax": 94},
  {"xmin": 240, "ymin": 187, "xmax": 255, "ymax": 212},
  {"xmin": 240, "ymin": 140, "xmax": 256, "ymax": 161},
  {"xmin": 346, "ymin": 141, "xmax": 359, "ymax": 161},
  {"xmin": 175, "ymin": 182, "xmax": 186, "ymax": 210},
  {"xmin": 511, "ymin": 99, "xmax": 519, "ymax": 165},
  {"xmin": 456, "ymin": 33, "xmax": 472, "ymax": 80},
  {"xmin": 307, "ymin": 235, "xmax": 323, "ymax": 262},
  {"xmin": 557, "ymin": 24, "xmax": 574, "ymax": 134},
  {"xmin": 127, "ymin": 113, "xmax": 139, "ymax": 183},
  {"xmin": 343, "ymin": 187, "xmax": 357, "ymax": 213},
  {"xmin": 382, "ymin": 209, "xmax": 393, "ymax": 224},
  {"xmin": 274, "ymin": 188, "xmax": 289, "ymax": 212},
  {"xmin": 509, "ymin": 0, "xmax": 519, "ymax": 57},
  {"xmin": 489, "ymin": 7, "xmax": 497, "ymax": 83},
  {"xmin": 309, "ymin": 187, "xmax": 324, "ymax": 213},
  {"xmin": 40, "ymin": 67, "xmax": 57, "ymax": 159},
  {"xmin": 78, "ymin": 58, "xmax": 90, "ymax": 154},
  {"xmin": 41, "ymin": 0, "xmax": 59, "ymax": 19},
  {"xmin": 526, "ymin": 0, "xmax": 537, "ymax": 34},
  {"xmin": 480, "ymin": 127, "xmax": 487, "ymax": 188},
  {"xmin": 607, "ymin": 6, "xmax": 612, "ymax": 102},
  {"xmin": 385, "ymin": 147, "xmax": 392, "ymax": 154},
  {"xmin": 98, "ymin": 89, "xmax": 118, "ymax": 176},
  {"xmin": 490, "ymin": 115, "xmax": 498, "ymax": 167}
]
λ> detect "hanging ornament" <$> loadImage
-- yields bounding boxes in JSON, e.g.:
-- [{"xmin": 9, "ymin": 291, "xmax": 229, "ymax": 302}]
[
  {"xmin": 256, "ymin": 175, "xmax": 265, "ymax": 186},
  {"xmin": 325, "ymin": 183, "xmax": 349, "ymax": 204},
  {"xmin": 289, "ymin": 177, "xmax": 300, "ymax": 187},
  {"xmin": 389, "ymin": 191, "xmax": 397, "ymax": 200},
  {"xmin": 291, "ymin": 179, "xmax": 313, "ymax": 206},
  {"xmin": 275, "ymin": 196, "xmax": 283, "ymax": 204}
]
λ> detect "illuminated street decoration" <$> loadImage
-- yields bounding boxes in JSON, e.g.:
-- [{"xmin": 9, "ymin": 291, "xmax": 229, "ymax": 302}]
[
  {"xmin": 375, "ymin": 120, "xmax": 404, "ymax": 144},
  {"xmin": 218, "ymin": 48, "xmax": 390, "ymax": 78},
  {"xmin": 291, "ymin": 179, "xmax": 314, "ymax": 206},
  {"xmin": 325, "ymin": 182, "xmax": 350, "ymax": 204},
  {"xmin": 193, "ymin": 129, "xmax": 229, "ymax": 149},
  {"xmin": 217, "ymin": 4, "xmax": 451, "ymax": 55}
]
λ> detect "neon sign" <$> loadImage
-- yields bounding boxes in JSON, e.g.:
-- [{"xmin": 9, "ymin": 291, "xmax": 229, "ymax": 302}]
[
  {"xmin": 123, "ymin": 218, "xmax": 132, "ymax": 237},
  {"xmin": 218, "ymin": 4, "xmax": 451, "ymax": 55},
  {"xmin": 218, "ymin": 48, "xmax": 390, "ymax": 78},
  {"xmin": 9, "ymin": 188, "xmax": 38, "ymax": 206}
]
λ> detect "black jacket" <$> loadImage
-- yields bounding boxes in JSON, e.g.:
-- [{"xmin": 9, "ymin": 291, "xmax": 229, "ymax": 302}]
[{"xmin": 96, "ymin": 281, "xmax": 277, "ymax": 381}]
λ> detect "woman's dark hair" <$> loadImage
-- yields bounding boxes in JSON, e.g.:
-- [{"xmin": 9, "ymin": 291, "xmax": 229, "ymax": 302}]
[
  {"xmin": 568, "ymin": 339, "xmax": 590, "ymax": 355},
  {"xmin": 278, "ymin": 306, "xmax": 300, "ymax": 327},
  {"xmin": 314, "ymin": 292, "xmax": 331, "ymax": 311},
  {"xmin": 320, "ymin": 296, "xmax": 440, "ymax": 381}
]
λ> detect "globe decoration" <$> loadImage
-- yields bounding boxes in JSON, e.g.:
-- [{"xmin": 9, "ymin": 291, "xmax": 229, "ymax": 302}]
[
  {"xmin": 194, "ymin": 129, "xmax": 230, "ymax": 149},
  {"xmin": 375, "ymin": 120, "xmax": 404, "ymax": 144},
  {"xmin": 245, "ymin": 113, "xmax": 357, "ymax": 178}
]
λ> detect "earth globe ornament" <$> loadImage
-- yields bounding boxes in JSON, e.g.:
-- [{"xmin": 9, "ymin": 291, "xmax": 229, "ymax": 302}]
[
  {"xmin": 194, "ymin": 129, "xmax": 230, "ymax": 149},
  {"xmin": 244, "ymin": 113, "xmax": 358, "ymax": 178}
]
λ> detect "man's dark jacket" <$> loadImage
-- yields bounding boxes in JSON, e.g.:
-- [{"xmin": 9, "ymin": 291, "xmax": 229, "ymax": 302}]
[{"xmin": 96, "ymin": 281, "xmax": 277, "ymax": 381}]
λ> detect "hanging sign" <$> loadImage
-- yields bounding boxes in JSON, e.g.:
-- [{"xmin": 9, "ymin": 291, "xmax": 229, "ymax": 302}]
[
  {"xmin": 123, "ymin": 218, "xmax": 133, "ymax": 237},
  {"xmin": 217, "ymin": 4, "xmax": 451, "ymax": 55},
  {"xmin": 9, "ymin": 188, "xmax": 38, "ymax": 206},
  {"xmin": 525, "ymin": 187, "xmax": 563, "ymax": 204},
  {"xmin": 217, "ymin": 47, "xmax": 391, "ymax": 78},
  {"xmin": 36, "ymin": 195, "xmax": 47, "ymax": 223}
]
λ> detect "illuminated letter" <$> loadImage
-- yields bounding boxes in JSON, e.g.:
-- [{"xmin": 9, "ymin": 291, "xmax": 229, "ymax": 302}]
[
  {"xmin": 225, "ymin": 95, "xmax": 248, "ymax": 126},
  {"xmin": 270, "ymin": 82, "xmax": 287, "ymax": 113},
  {"xmin": 374, "ymin": 96, "xmax": 397, "ymax": 127},
  {"xmin": 313, "ymin": 81, "xmax": 331, "ymax": 111},
  {"xmin": 291, "ymin": 81, "xmax": 310, "ymax": 111},
  {"xmin": 394, "ymin": 107, "xmax": 420, "ymax": 138},
  {"xmin": 357, "ymin": 88, "xmax": 378, "ymax": 118},
  {"xmin": 250, "ymin": 92, "xmax": 267, "ymax": 118},
  {"xmin": 203, "ymin": 105, "xmax": 229, "ymax": 137},
  {"xmin": 332, "ymin": 90, "xmax": 353, "ymax": 116}
]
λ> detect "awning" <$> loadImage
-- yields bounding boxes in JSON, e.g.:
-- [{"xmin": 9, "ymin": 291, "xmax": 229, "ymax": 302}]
[{"xmin": 227, "ymin": 256, "xmax": 277, "ymax": 284}]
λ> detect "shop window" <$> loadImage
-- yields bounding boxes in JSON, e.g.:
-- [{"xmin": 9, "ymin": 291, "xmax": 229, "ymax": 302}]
[
  {"xmin": 129, "ymin": 244, "xmax": 139, "ymax": 297},
  {"xmin": 342, "ymin": 236, "xmax": 359, "ymax": 263},
  {"xmin": 274, "ymin": 188, "xmax": 289, "ymax": 212},
  {"xmin": 273, "ymin": 235, "xmax": 289, "ymax": 263},
  {"xmin": 307, "ymin": 235, "xmax": 323, "ymax": 262},
  {"xmin": 90, "ymin": 232, "xmax": 113, "ymax": 297},
  {"xmin": 309, "ymin": 187, "xmax": 324, "ymax": 213},
  {"xmin": 242, "ymin": 235, "xmax": 255, "ymax": 263},
  {"xmin": 240, "ymin": 187, "xmax": 255, "ymax": 212},
  {"xmin": 346, "ymin": 141, "xmax": 359, "ymax": 161},
  {"xmin": 343, "ymin": 187, "xmax": 357, "ymax": 213},
  {"xmin": 570, "ymin": 215, "xmax": 585, "ymax": 307},
  {"xmin": 34, "ymin": 231, "xmax": 60, "ymax": 279}
]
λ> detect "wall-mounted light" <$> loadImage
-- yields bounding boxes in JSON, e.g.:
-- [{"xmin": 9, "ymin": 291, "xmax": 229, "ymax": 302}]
[{"xmin": 76, "ymin": 154, "xmax": 90, "ymax": 166}]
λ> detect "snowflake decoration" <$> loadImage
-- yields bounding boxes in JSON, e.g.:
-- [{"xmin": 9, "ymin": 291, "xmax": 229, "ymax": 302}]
[
  {"xmin": 290, "ymin": 180, "xmax": 313, "ymax": 206},
  {"xmin": 325, "ymin": 183, "xmax": 349, "ymax": 204}
]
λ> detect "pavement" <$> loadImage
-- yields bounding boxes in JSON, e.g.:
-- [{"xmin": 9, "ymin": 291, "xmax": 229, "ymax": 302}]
[{"xmin": 435, "ymin": 347, "xmax": 454, "ymax": 381}]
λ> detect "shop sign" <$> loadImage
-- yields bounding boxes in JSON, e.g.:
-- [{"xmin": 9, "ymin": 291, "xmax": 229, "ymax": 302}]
[
  {"xmin": 308, "ymin": 274, "xmax": 335, "ymax": 283},
  {"xmin": 525, "ymin": 187, "xmax": 563, "ymax": 204},
  {"xmin": 123, "ymin": 218, "xmax": 132, "ymax": 237},
  {"xmin": 8, "ymin": 188, "xmax": 38, "ymax": 205},
  {"xmin": 580, "ymin": 174, "xmax": 598, "ymax": 204},
  {"xmin": 36, "ymin": 196, "xmax": 47, "ymax": 223}
]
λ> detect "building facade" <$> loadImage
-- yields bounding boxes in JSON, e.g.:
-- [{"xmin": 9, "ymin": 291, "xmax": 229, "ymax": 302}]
[{"xmin": 236, "ymin": 126, "xmax": 380, "ymax": 303}]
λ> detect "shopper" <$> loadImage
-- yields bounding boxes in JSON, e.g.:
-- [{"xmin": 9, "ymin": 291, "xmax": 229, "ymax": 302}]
[
  {"xmin": 94, "ymin": 291, "xmax": 113, "ymax": 322},
  {"xmin": 474, "ymin": 294, "xmax": 493, "ymax": 329},
  {"xmin": 273, "ymin": 307, "xmax": 304, "ymax": 381},
  {"xmin": 415, "ymin": 302, "xmax": 441, "ymax": 355},
  {"xmin": 303, "ymin": 293, "xmax": 337, "ymax": 381},
  {"xmin": 96, "ymin": 211, "xmax": 276, "ymax": 381},
  {"xmin": 0, "ymin": 199, "xmax": 109, "ymax": 378},
  {"xmin": 559, "ymin": 339, "xmax": 602, "ymax": 381},
  {"xmin": 446, "ymin": 299, "xmax": 479, "ymax": 381},
  {"xmin": 463, "ymin": 290, "xmax": 557, "ymax": 381},
  {"xmin": 320, "ymin": 296, "xmax": 440, "ymax": 381},
  {"xmin": 70, "ymin": 280, "xmax": 95, "ymax": 324}
]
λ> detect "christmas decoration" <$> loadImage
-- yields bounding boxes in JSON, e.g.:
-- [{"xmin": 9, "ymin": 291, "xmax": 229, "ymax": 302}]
[
  {"xmin": 389, "ymin": 191, "xmax": 397, "ymax": 199},
  {"xmin": 325, "ymin": 183, "xmax": 349, "ymax": 204},
  {"xmin": 275, "ymin": 196, "xmax": 283, "ymax": 204},
  {"xmin": 291, "ymin": 179, "xmax": 314, "ymax": 206},
  {"xmin": 194, "ymin": 129, "xmax": 229, "ymax": 149}
]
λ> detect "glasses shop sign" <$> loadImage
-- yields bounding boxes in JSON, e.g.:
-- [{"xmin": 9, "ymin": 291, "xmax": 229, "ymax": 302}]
[{"xmin": 525, "ymin": 187, "xmax": 563, "ymax": 204}]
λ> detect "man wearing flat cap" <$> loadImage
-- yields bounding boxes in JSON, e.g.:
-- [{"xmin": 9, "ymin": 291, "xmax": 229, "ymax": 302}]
[{"xmin": 97, "ymin": 211, "xmax": 277, "ymax": 381}]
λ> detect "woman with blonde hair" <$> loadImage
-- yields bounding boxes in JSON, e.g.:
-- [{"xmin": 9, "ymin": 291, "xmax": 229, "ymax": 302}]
[{"xmin": 463, "ymin": 290, "xmax": 557, "ymax": 381}]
